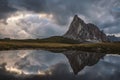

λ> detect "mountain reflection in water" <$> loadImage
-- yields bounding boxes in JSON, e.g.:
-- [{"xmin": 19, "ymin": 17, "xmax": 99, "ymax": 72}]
[
  {"xmin": 63, "ymin": 51, "xmax": 105, "ymax": 74},
  {"xmin": 0, "ymin": 50, "xmax": 120, "ymax": 80}
]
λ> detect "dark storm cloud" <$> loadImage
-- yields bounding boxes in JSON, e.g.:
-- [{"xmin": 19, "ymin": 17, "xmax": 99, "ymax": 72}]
[
  {"xmin": 8, "ymin": 0, "xmax": 47, "ymax": 13},
  {"xmin": 0, "ymin": 0, "xmax": 16, "ymax": 21},
  {"xmin": 0, "ymin": 0, "xmax": 15, "ymax": 12},
  {"xmin": 1, "ymin": 0, "xmax": 120, "ymax": 24},
  {"xmin": 3, "ymin": 0, "xmax": 117, "ymax": 25},
  {"xmin": 100, "ymin": 20, "xmax": 120, "ymax": 34},
  {"xmin": 0, "ymin": 0, "xmax": 46, "ymax": 21},
  {"xmin": 20, "ymin": 0, "xmax": 46, "ymax": 12}
]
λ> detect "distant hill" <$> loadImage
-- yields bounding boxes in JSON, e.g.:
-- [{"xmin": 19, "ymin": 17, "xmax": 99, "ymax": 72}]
[{"xmin": 107, "ymin": 35, "xmax": 120, "ymax": 42}]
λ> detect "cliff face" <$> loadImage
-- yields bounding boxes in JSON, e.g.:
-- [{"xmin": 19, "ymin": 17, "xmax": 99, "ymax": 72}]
[{"xmin": 63, "ymin": 15, "xmax": 108, "ymax": 42}]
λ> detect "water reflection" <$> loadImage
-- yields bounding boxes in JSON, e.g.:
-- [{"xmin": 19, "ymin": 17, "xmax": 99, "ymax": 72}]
[
  {"xmin": 63, "ymin": 51, "xmax": 105, "ymax": 74},
  {"xmin": 0, "ymin": 50, "xmax": 120, "ymax": 80},
  {"xmin": 0, "ymin": 50, "xmax": 71, "ymax": 75}
]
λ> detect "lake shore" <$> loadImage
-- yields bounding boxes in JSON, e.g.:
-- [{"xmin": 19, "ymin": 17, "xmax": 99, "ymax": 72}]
[{"xmin": 0, "ymin": 40, "xmax": 120, "ymax": 54}]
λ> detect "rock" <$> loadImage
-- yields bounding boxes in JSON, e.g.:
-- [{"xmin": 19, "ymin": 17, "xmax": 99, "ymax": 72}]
[{"xmin": 63, "ymin": 15, "xmax": 108, "ymax": 42}]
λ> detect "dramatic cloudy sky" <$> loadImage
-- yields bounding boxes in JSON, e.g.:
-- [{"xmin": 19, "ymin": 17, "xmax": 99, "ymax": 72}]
[{"xmin": 0, "ymin": 0, "xmax": 120, "ymax": 39}]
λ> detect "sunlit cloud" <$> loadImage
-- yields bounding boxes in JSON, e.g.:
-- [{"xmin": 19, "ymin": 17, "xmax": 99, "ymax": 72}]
[
  {"xmin": 0, "ymin": 13, "xmax": 66, "ymax": 39},
  {"xmin": 38, "ymin": 13, "xmax": 53, "ymax": 19}
]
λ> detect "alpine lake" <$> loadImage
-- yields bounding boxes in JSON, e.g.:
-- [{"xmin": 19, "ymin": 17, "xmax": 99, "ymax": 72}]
[{"xmin": 0, "ymin": 49, "xmax": 120, "ymax": 80}]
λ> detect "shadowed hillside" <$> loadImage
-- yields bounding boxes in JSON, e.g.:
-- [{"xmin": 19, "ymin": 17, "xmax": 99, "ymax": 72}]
[{"xmin": 0, "ymin": 36, "xmax": 80, "ymax": 44}]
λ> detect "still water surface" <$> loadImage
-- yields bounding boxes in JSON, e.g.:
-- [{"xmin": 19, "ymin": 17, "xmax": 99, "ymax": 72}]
[{"xmin": 0, "ymin": 50, "xmax": 120, "ymax": 80}]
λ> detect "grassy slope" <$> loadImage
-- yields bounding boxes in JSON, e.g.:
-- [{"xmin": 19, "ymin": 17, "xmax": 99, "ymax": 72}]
[{"xmin": 0, "ymin": 36, "xmax": 120, "ymax": 54}]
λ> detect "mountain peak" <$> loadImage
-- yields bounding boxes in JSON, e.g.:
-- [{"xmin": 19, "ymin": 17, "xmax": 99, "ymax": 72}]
[
  {"xmin": 63, "ymin": 15, "xmax": 108, "ymax": 42},
  {"xmin": 73, "ymin": 15, "xmax": 84, "ymax": 24},
  {"xmin": 74, "ymin": 15, "xmax": 78, "ymax": 18},
  {"xmin": 73, "ymin": 15, "xmax": 79, "ymax": 20}
]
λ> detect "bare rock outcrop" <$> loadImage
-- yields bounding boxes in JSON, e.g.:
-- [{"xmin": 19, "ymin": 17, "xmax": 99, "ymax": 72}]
[{"xmin": 64, "ymin": 15, "xmax": 108, "ymax": 42}]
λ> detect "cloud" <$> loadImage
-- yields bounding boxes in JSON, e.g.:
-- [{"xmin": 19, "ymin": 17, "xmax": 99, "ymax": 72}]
[
  {"xmin": 0, "ymin": 13, "xmax": 66, "ymax": 39},
  {"xmin": 0, "ymin": 0, "xmax": 16, "ymax": 23},
  {"xmin": 0, "ymin": 0, "xmax": 120, "ymax": 38},
  {"xmin": 8, "ymin": 0, "xmax": 47, "ymax": 13}
]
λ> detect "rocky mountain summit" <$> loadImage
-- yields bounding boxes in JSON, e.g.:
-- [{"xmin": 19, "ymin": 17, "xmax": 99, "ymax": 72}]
[{"xmin": 63, "ymin": 15, "xmax": 108, "ymax": 42}]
